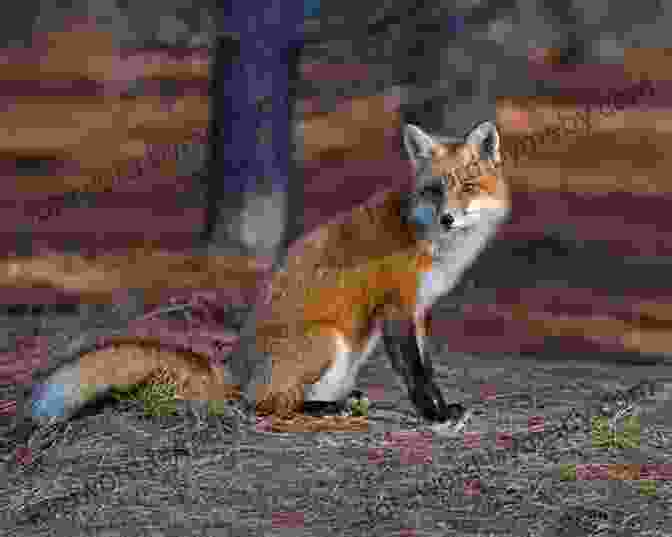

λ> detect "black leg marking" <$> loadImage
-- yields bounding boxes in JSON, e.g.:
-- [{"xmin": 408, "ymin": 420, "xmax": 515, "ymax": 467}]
[{"xmin": 382, "ymin": 317, "xmax": 451, "ymax": 423}]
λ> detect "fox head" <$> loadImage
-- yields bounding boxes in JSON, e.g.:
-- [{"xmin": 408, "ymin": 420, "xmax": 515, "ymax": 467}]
[{"xmin": 403, "ymin": 121, "xmax": 510, "ymax": 256}]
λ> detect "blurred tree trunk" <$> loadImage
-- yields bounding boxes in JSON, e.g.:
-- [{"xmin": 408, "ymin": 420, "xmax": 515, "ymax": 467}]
[{"xmin": 199, "ymin": 1, "xmax": 305, "ymax": 271}]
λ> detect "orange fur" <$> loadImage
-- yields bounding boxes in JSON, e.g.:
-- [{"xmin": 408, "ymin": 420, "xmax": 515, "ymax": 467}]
[{"xmin": 248, "ymin": 188, "xmax": 439, "ymax": 415}]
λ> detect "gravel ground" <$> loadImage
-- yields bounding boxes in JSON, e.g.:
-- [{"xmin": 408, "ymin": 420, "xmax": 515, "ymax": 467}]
[{"xmin": 1, "ymin": 296, "xmax": 671, "ymax": 537}]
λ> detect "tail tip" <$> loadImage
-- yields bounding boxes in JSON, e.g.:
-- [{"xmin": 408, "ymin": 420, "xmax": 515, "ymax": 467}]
[{"xmin": 30, "ymin": 383, "xmax": 67, "ymax": 420}]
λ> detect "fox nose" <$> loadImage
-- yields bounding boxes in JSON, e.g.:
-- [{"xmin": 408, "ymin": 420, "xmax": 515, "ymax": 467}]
[{"xmin": 440, "ymin": 213, "xmax": 454, "ymax": 229}]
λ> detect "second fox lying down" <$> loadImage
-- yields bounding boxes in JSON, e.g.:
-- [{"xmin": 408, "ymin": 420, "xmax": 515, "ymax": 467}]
[{"xmin": 31, "ymin": 121, "xmax": 511, "ymax": 431}]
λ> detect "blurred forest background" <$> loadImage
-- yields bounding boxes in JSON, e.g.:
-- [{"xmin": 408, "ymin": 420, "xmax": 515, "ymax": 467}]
[{"xmin": 1, "ymin": 0, "xmax": 672, "ymax": 363}]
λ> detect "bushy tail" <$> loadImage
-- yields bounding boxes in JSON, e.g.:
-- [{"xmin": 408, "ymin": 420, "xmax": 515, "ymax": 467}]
[
  {"xmin": 26, "ymin": 296, "xmax": 246, "ymax": 429},
  {"xmin": 28, "ymin": 334, "xmax": 229, "ymax": 425}
]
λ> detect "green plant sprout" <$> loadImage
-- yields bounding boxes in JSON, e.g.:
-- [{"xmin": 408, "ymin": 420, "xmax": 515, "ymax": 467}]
[
  {"xmin": 559, "ymin": 464, "xmax": 577, "ymax": 481},
  {"xmin": 349, "ymin": 396, "xmax": 369, "ymax": 417},
  {"xmin": 207, "ymin": 398, "xmax": 228, "ymax": 417},
  {"xmin": 111, "ymin": 382, "xmax": 177, "ymax": 417},
  {"xmin": 591, "ymin": 415, "xmax": 640, "ymax": 449},
  {"xmin": 639, "ymin": 480, "xmax": 657, "ymax": 497}
]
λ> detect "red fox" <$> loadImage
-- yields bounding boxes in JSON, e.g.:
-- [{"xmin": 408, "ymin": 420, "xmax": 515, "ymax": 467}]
[{"xmin": 28, "ymin": 121, "xmax": 510, "ymax": 433}]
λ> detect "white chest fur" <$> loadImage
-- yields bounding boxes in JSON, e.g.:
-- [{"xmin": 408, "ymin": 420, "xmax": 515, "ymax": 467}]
[
  {"xmin": 416, "ymin": 212, "xmax": 504, "ymax": 315},
  {"xmin": 416, "ymin": 266, "xmax": 459, "ymax": 313}
]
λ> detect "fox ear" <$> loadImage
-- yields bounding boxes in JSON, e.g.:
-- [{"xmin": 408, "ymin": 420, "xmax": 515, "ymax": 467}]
[
  {"xmin": 404, "ymin": 124, "xmax": 436, "ymax": 168},
  {"xmin": 465, "ymin": 121, "xmax": 501, "ymax": 163}
]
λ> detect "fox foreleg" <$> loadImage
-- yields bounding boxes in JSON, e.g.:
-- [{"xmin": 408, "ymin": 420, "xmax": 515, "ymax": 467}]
[{"xmin": 380, "ymin": 304, "xmax": 467, "ymax": 426}]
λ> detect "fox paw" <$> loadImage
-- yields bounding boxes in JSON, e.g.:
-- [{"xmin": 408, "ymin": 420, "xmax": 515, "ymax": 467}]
[
  {"xmin": 431, "ymin": 403, "xmax": 472, "ymax": 436},
  {"xmin": 302, "ymin": 390, "xmax": 369, "ymax": 418},
  {"xmin": 302, "ymin": 400, "xmax": 346, "ymax": 417}
]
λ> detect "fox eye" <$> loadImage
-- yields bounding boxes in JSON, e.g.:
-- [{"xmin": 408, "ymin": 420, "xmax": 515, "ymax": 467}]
[{"xmin": 462, "ymin": 183, "xmax": 479, "ymax": 194}]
